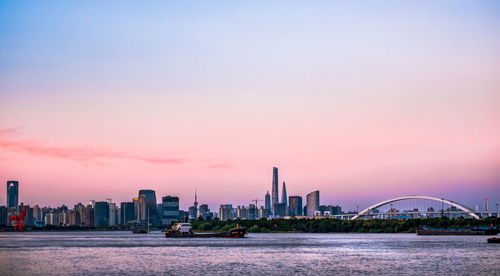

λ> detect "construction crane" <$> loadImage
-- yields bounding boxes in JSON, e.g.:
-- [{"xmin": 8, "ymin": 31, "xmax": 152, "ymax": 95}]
[
  {"xmin": 252, "ymin": 199, "xmax": 263, "ymax": 208},
  {"xmin": 9, "ymin": 206, "xmax": 28, "ymax": 231}
]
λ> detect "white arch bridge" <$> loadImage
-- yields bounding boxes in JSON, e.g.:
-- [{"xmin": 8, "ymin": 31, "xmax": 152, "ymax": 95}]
[{"xmin": 351, "ymin": 195, "xmax": 479, "ymax": 220}]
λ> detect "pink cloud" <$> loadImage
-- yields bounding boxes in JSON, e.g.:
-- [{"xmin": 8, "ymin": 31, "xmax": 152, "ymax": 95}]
[{"xmin": 0, "ymin": 130, "xmax": 186, "ymax": 165}]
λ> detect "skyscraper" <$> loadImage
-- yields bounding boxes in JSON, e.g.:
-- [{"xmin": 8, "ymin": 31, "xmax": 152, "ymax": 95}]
[
  {"xmin": 265, "ymin": 191, "xmax": 271, "ymax": 210},
  {"xmin": 94, "ymin": 201, "xmax": 109, "ymax": 227},
  {"xmin": 138, "ymin": 190, "xmax": 157, "ymax": 222},
  {"xmin": 306, "ymin": 191, "xmax": 320, "ymax": 217},
  {"xmin": 6, "ymin": 181, "xmax": 18, "ymax": 209},
  {"xmin": 288, "ymin": 196, "xmax": 303, "ymax": 216},
  {"xmin": 271, "ymin": 167, "xmax": 279, "ymax": 207},
  {"xmin": 161, "ymin": 196, "xmax": 179, "ymax": 225},
  {"xmin": 120, "ymin": 202, "xmax": 135, "ymax": 225},
  {"xmin": 281, "ymin": 181, "xmax": 287, "ymax": 206}
]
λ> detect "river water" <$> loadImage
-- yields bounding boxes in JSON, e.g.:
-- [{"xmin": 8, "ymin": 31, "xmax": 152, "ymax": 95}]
[{"xmin": 0, "ymin": 231, "xmax": 498, "ymax": 275}]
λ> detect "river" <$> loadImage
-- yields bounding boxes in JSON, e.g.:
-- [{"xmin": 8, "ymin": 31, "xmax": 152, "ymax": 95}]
[{"xmin": 0, "ymin": 231, "xmax": 498, "ymax": 275}]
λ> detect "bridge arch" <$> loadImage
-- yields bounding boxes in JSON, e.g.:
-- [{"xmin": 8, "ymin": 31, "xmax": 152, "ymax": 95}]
[{"xmin": 351, "ymin": 195, "xmax": 479, "ymax": 220}]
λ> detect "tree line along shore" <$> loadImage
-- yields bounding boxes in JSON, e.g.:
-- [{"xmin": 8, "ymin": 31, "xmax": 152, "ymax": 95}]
[{"xmin": 1, "ymin": 217, "xmax": 498, "ymax": 233}]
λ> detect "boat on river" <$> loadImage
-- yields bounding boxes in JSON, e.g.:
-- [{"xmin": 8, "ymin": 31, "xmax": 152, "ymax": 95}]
[
  {"xmin": 417, "ymin": 226, "xmax": 498, "ymax": 235},
  {"xmin": 164, "ymin": 222, "xmax": 247, "ymax": 238},
  {"xmin": 487, "ymin": 237, "xmax": 500, "ymax": 243}
]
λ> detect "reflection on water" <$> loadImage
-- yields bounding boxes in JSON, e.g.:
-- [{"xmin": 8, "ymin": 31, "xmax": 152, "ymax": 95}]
[{"xmin": 0, "ymin": 231, "xmax": 498, "ymax": 275}]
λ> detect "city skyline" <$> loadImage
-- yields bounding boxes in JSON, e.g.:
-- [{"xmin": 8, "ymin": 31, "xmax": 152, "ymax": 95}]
[{"xmin": 1, "ymin": 1, "xmax": 500, "ymax": 210}]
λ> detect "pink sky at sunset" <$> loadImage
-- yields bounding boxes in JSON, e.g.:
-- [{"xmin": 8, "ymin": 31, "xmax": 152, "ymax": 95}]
[{"xmin": 1, "ymin": 1, "xmax": 499, "ymax": 210}]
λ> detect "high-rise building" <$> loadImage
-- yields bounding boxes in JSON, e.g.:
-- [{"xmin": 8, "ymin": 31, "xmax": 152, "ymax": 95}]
[
  {"xmin": 83, "ymin": 204, "xmax": 94, "ymax": 227},
  {"xmin": 271, "ymin": 167, "xmax": 279, "ymax": 207},
  {"xmin": 248, "ymin": 204, "xmax": 258, "ymax": 220},
  {"xmin": 7, "ymin": 181, "xmax": 19, "ymax": 209},
  {"xmin": 138, "ymin": 190, "xmax": 157, "ymax": 223},
  {"xmin": 236, "ymin": 206, "xmax": 248, "ymax": 219},
  {"xmin": 94, "ymin": 201, "xmax": 109, "ymax": 227},
  {"xmin": 320, "ymin": 205, "xmax": 342, "ymax": 216},
  {"xmin": 0, "ymin": 206, "xmax": 7, "ymax": 226},
  {"xmin": 33, "ymin": 205, "xmax": 42, "ymax": 224},
  {"xmin": 161, "ymin": 196, "xmax": 179, "ymax": 225},
  {"xmin": 281, "ymin": 181, "xmax": 287, "ymax": 206},
  {"xmin": 273, "ymin": 203, "xmax": 287, "ymax": 217},
  {"xmin": 306, "ymin": 191, "xmax": 320, "ymax": 217},
  {"xmin": 258, "ymin": 206, "xmax": 271, "ymax": 219},
  {"xmin": 219, "ymin": 204, "xmax": 234, "ymax": 221},
  {"xmin": 288, "ymin": 196, "xmax": 303, "ymax": 216},
  {"xmin": 120, "ymin": 202, "xmax": 135, "ymax": 225},
  {"xmin": 74, "ymin": 203, "xmax": 85, "ymax": 226},
  {"xmin": 265, "ymin": 191, "xmax": 271, "ymax": 210},
  {"xmin": 108, "ymin": 202, "xmax": 117, "ymax": 226},
  {"xmin": 188, "ymin": 206, "xmax": 197, "ymax": 220},
  {"xmin": 199, "ymin": 204, "xmax": 212, "ymax": 220}
]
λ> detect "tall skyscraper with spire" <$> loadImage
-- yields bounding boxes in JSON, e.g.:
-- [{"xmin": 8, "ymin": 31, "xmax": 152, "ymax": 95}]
[
  {"xmin": 281, "ymin": 181, "xmax": 287, "ymax": 206},
  {"xmin": 271, "ymin": 167, "xmax": 279, "ymax": 207},
  {"xmin": 265, "ymin": 191, "xmax": 271, "ymax": 210}
]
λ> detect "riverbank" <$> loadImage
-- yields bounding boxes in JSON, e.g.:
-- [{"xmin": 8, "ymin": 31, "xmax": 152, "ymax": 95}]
[
  {"xmin": 2, "ymin": 217, "xmax": 498, "ymax": 233},
  {"xmin": 191, "ymin": 217, "xmax": 500, "ymax": 233}
]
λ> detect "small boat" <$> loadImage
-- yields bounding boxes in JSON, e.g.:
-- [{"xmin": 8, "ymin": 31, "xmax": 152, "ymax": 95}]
[
  {"xmin": 132, "ymin": 211, "xmax": 150, "ymax": 234},
  {"xmin": 487, "ymin": 237, "xmax": 500, "ymax": 243},
  {"xmin": 417, "ymin": 226, "xmax": 498, "ymax": 235},
  {"xmin": 164, "ymin": 222, "xmax": 247, "ymax": 238},
  {"xmin": 132, "ymin": 229, "xmax": 149, "ymax": 234}
]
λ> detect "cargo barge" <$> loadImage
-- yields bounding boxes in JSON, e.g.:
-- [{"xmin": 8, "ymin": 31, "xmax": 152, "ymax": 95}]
[
  {"xmin": 164, "ymin": 222, "xmax": 247, "ymax": 238},
  {"xmin": 417, "ymin": 226, "xmax": 498, "ymax": 235}
]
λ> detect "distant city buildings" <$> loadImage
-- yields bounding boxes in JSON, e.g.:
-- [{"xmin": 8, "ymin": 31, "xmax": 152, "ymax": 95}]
[
  {"xmin": 161, "ymin": 196, "xmax": 179, "ymax": 225},
  {"xmin": 271, "ymin": 167, "xmax": 279, "ymax": 207},
  {"xmin": 265, "ymin": 191, "xmax": 271, "ymax": 210},
  {"xmin": 307, "ymin": 191, "xmax": 320, "ymax": 217},
  {"xmin": 7, "ymin": 181, "xmax": 18, "ymax": 209},
  {"xmin": 288, "ymin": 196, "xmax": 303, "ymax": 216},
  {"xmin": 281, "ymin": 182, "xmax": 287, "ymax": 207}
]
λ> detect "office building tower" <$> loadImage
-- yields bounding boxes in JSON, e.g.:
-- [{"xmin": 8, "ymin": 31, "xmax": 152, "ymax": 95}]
[
  {"xmin": 265, "ymin": 191, "xmax": 271, "ymax": 210},
  {"xmin": 271, "ymin": 167, "xmax": 279, "ymax": 207},
  {"xmin": 248, "ymin": 204, "xmax": 258, "ymax": 220},
  {"xmin": 288, "ymin": 196, "xmax": 303, "ymax": 216},
  {"xmin": 199, "ymin": 204, "xmax": 212, "ymax": 220},
  {"xmin": 7, "ymin": 181, "xmax": 19, "ymax": 209},
  {"xmin": 273, "ymin": 203, "xmax": 287, "ymax": 217},
  {"xmin": 189, "ymin": 206, "xmax": 197, "ymax": 220},
  {"xmin": 320, "ymin": 205, "xmax": 342, "ymax": 216},
  {"xmin": 94, "ymin": 201, "xmax": 109, "ymax": 227},
  {"xmin": 178, "ymin": 210, "xmax": 189, "ymax": 222},
  {"xmin": 306, "ymin": 191, "xmax": 320, "ymax": 217},
  {"xmin": 236, "ymin": 206, "xmax": 248, "ymax": 219},
  {"xmin": 74, "ymin": 203, "xmax": 85, "ymax": 226},
  {"xmin": 0, "ymin": 206, "xmax": 7, "ymax": 226},
  {"xmin": 108, "ymin": 202, "xmax": 117, "ymax": 226},
  {"xmin": 219, "ymin": 204, "xmax": 234, "ymax": 221},
  {"xmin": 281, "ymin": 182, "xmax": 287, "ymax": 206},
  {"xmin": 33, "ymin": 205, "xmax": 42, "ymax": 224},
  {"xmin": 162, "ymin": 196, "xmax": 179, "ymax": 225},
  {"xmin": 83, "ymin": 205, "xmax": 94, "ymax": 227},
  {"xmin": 121, "ymin": 202, "xmax": 135, "ymax": 225},
  {"xmin": 258, "ymin": 206, "xmax": 271, "ymax": 219},
  {"xmin": 138, "ymin": 190, "xmax": 157, "ymax": 222},
  {"xmin": 133, "ymin": 197, "xmax": 139, "ymax": 220}
]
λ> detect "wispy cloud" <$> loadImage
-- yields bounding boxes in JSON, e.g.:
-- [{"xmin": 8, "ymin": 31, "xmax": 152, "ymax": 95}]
[{"xmin": 0, "ymin": 129, "xmax": 186, "ymax": 165}]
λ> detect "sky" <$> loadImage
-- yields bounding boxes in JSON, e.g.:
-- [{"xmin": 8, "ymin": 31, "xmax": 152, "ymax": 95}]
[{"xmin": 1, "ymin": 1, "xmax": 499, "ymax": 211}]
